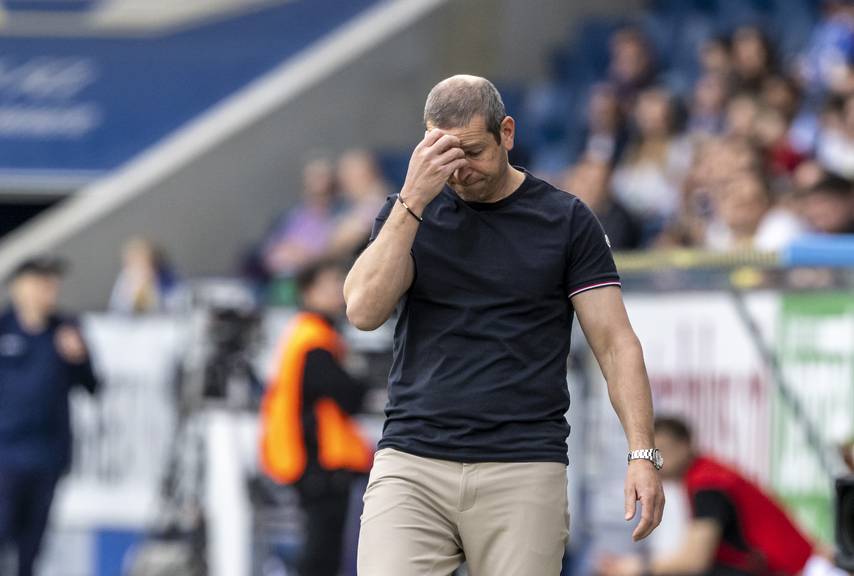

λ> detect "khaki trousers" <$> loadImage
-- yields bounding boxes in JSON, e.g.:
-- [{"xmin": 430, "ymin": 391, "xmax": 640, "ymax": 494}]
[{"xmin": 357, "ymin": 448, "xmax": 569, "ymax": 575}]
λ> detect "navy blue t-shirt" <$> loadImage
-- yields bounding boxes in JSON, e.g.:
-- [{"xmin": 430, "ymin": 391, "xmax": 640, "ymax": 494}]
[{"xmin": 370, "ymin": 171, "xmax": 620, "ymax": 464}]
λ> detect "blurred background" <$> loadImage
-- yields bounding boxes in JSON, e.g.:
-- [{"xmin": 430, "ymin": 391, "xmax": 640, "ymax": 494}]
[{"xmin": 0, "ymin": 0, "xmax": 853, "ymax": 574}]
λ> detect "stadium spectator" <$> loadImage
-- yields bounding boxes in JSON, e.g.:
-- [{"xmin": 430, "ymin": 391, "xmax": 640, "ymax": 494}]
[
  {"xmin": 760, "ymin": 75, "xmax": 802, "ymax": 125},
  {"xmin": 259, "ymin": 156, "xmax": 339, "ymax": 279},
  {"xmin": 612, "ymin": 87, "xmax": 691, "ymax": 234},
  {"xmin": 816, "ymin": 94, "xmax": 854, "ymax": 178},
  {"xmin": 570, "ymin": 83, "xmax": 629, "ymax": 166},
  {"xmin": 564, "ymin": 157, "xmax": 643, "ymax": 250},
  {"xmin": 704, "ymin": 171, "xmax": 805, "ymax": 251},
  {"xmin": 724, "ymin": 92, "xmax": 761, "ymax": 139},
  {"xmin": 704, "ymin": 172, "xmax": 771, "ymax": 250},
  {"xmin": 597, "ymin": 416, "xmax": 844, "ymax": 576},
  {"xmin": 730, "ymin": 26, "xmax": 777, "ymax": 96},
  {"xmin": 698, "ymin": 36, "xmax": 732, "ymax": 79},
  {"xmin": 259, "ymin": 259, "xmax": 371, "ymax": 576},
  {"xmin": 658, "ymin": 137, "xmax": 761, "ymax": 247},
  {"xmin": 793, "ymin": 158, "xmax": 828, "ymax": 192},
  {"xmin": 799, "ymin": 0, "xmax": 854, "ymax": 99},
  {"xmin": 687, "ymin": 73, "xmax": 729, "ymax": 137},
  {"xmin": 798, "ymin": 174, "xmax": 854, "ymax": 234},
  {"xmin": 0, "ymin": 257, "xmax": 98, "ymax": 576},
  {"xmin": 752, "ymin": 107, "xmax": 806, "ymax": 176},
  {"xmin": 327, "ymin": 149, "xmax": 390, "ymax": 260},
  {"xmin": 609, "ymin": 27, "xmax": 658, "ymax": 110},
  {"xmin": 109, "ymin": 237, "xmax": 179, "ymax": 314}
]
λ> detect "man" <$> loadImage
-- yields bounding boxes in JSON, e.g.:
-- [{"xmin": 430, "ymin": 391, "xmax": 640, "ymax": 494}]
[
  {"xmin": 598, "ymin": 417, "xmax": 844, "ymax": 576},
  {"xmin": 0, "ymin": 256, "xmax": 98, "ymax": 576},
  {"xmin": 259, "ymin": 259, "xmax": 372, "ymax": 576},
  {"xmin": 345, "ymin": 75, "xmax": 664, "ymax": 575}
]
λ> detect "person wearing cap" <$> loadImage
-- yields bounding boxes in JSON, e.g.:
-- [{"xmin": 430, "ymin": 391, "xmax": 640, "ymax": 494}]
[{"xmin": 0, "ymin": 256, "xmax": 98, "ymax": 576}]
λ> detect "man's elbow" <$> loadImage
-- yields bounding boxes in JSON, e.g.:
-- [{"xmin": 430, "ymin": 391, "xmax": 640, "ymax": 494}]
[
  {"xmin": 345, "ymin": 295, "xmax": 384, "ymax": 331},
  {"xmin": 602, "ymin": 330, "xmax": 643, "ymax": 362}
]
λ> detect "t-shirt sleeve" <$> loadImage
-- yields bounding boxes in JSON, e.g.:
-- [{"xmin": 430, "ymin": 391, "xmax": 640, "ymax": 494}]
[
  {"xmin": 565, "ymin": 200, "xmax": 621, "ymax": 299},
  {"xmin": 368, "ymin": 194, "xmax": 397, "ymax": 244},
  {"xmin": 692, "ymin": 489, "xmax": 735, "ymax": 527}
]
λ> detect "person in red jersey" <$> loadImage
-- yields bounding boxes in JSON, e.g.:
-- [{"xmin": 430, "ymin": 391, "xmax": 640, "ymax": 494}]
[{"xmin": 599, "ymin": 416, "xmax": 846, "ymax": 576}]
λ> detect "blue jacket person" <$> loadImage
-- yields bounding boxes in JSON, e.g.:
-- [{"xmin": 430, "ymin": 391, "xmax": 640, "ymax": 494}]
[{"xmin": 0, "ymin": 257, "xmax": 98, "ymax": 576}]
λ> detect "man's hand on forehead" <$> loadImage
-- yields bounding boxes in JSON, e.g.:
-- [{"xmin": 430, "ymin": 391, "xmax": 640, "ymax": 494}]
[
  {"xmin": 421, "ymin": 128, "xmax": 461, "ymax": 151},
  {"xmin": 401, "ymin": 128, "xmax": 467, "ymax": 208}
]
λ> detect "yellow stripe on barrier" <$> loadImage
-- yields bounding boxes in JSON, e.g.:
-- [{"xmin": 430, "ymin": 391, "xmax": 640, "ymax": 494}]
[{"xmin": 614, "ymin": 249, "xmax": 781, "ymax": 273}]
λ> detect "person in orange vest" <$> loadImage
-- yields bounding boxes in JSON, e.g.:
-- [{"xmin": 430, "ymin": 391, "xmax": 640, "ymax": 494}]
[{"xmin": 260, "ymin": 259, "xmax": 372, "ymax": 576}]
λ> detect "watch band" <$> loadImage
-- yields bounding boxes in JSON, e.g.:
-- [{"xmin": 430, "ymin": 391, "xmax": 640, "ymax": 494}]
[{"xmin": 628, "ymin": 448, "xmax": 662, "ymax": 470}]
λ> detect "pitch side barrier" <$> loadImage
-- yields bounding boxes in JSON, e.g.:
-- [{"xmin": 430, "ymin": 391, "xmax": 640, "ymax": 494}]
[
  {"xmin": 592, "ymin": 234, "xmax": 854, "ymax": 545},
  {"xmin": 45, "ymin": 236, "xmax": 853, "ymax": 571}
]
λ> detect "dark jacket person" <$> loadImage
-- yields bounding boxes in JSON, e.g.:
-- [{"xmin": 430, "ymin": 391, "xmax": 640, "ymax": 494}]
[{"xmin": 0, "ymin": 257, "xmax": 98, "ymax": 576}]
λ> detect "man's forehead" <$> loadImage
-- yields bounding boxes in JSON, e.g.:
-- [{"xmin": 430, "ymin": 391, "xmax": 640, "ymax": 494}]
[{"xmin": 426, "ymin": 116, "xmax": 491, "ymax": 143}]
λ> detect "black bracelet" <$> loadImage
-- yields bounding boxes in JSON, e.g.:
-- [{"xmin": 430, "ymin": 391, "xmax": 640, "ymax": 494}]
[{"xmin": 398, "ymin": 193, "xmax": 423, "ymax": 223}]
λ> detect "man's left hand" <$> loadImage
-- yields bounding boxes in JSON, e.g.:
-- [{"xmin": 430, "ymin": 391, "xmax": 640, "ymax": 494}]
[
  {"xmin": 55, "ymin": 325, "xmax": 88, "ymax": 365},
  {"xmin": 625, "ymin": 460, "xmax": 665, "ymax": 541}
]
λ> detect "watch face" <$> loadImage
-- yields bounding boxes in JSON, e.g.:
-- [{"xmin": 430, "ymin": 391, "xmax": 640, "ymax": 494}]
[{"xmin": 654, "ymin": 450, "xmax": 664, "ymax": 470}]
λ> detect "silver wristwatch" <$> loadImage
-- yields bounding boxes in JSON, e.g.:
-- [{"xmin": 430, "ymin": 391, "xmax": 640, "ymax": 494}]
[{"xmin": 628, "ymin": 448, "xmax": 663, "ymax": 470}]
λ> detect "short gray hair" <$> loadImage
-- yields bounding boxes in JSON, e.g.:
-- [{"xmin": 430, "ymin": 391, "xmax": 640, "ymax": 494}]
[{"xmin": 423, "ymin": 75, "xmax": 506, "ymax": 142}]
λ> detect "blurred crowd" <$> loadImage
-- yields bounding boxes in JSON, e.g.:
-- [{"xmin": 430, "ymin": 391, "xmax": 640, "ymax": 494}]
[
  {"xmin": 103, "ymin": 150, "xmax": 390, "ymax": 312},
  {"xmin": 534, "ymin": 0, "xmax": 854, "ymax": 251},
  {"xmin": 229, "ymin": 1, "xmax": 854, "ymax": 285},
  {"xmin": 241, "ymin": 150, "xmax": 389, "ymax": 296},
  {"xmin": 107, "ymin": 1, "xmax": 854, "ymax": 305}
]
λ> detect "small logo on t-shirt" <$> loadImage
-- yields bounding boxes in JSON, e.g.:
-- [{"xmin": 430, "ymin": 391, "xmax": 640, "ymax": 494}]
[
  {"xmin": 0, "ymin": 334, "xmax": 26, "ymax": 357},
  {"xmin": 604, "ymin": 234, "xmax": 612, "ymax": 249}
]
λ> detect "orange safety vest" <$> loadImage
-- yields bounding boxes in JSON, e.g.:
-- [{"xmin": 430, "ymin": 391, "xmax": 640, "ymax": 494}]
[{"xmin": 260, "ymin": 312, "xmax": 373, "ymax": 484}]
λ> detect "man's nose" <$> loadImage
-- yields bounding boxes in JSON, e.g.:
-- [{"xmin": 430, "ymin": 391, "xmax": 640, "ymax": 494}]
[{"xmin": 454, "ymin": 165, "xmax": 472, "ymax": 182}]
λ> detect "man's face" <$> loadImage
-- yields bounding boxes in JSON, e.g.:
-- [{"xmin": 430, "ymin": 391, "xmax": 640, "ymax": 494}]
[
  {"xmin": 719, "ymin": 175, "xmax": 769, "ymax": 235},
  {"xmin": 655, "ymin": 430, "xmax": 694, "ymax": 480},
  {"xmin": 11, "ymin": 273, "xmax": 60, "ymax": 316},
  {"xmin": 801, "ymin": 191, "xmax": 853, "ymax": 233},
  {"xmin": 302, "ymin": 159, "xmax": 335, "ymax": 204},
  {"xmin": 426, "ymin": 115, "xmax": 515, "ymax": 201}
]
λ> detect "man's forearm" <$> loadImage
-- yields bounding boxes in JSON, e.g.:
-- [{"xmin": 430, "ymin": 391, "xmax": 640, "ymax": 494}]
[
  {"xmin": 345, "ymin": 128, "xmax": 466, "ymax": 331},
  {"xmin": 344, "ymin": 199, "xmax": 419, "ymax": 330},
  {"xmin": 603, "ymin": 334, "xmax": 655, "ymax": 450}
]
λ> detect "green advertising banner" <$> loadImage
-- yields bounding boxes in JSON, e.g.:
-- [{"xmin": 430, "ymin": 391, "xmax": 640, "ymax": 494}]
[{"xmin": 774, "ymin": 292, "xmax": 854, "ymax": 543}]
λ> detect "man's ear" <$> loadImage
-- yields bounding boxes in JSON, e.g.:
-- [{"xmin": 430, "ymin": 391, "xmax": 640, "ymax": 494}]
[{"xmin": 500, "ymin": 116, "xmax": 516, "ymax": 151}]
